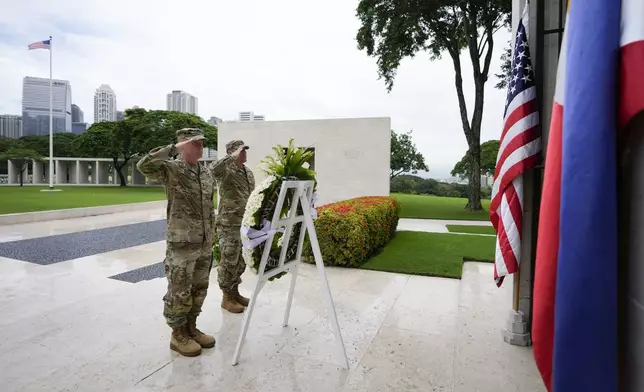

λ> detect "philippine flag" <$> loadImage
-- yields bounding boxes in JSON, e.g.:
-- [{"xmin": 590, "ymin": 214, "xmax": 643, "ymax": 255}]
[{"xmin": 532, "ymin": 0, "xmax": 644, "ymax": 391}]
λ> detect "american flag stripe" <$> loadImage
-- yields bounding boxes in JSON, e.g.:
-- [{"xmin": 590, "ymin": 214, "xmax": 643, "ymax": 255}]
[{"xmin": 490, "ymin": 4, "xmax": 541, "ymax": 287}]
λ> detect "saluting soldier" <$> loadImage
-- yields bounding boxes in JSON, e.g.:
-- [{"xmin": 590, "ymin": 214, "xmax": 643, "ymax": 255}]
[
  {"xmin": 210, "ymin": 140, "xmax": 255, "ymax": 313},
  {"xmin": 136, "ymin": 128, "xmax": 223, "ymax": 357}
]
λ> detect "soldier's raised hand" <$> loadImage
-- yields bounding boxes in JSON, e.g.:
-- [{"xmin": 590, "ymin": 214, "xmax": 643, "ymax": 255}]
[
  {"xmin": 232, "ymin": 144, "xmax": 246, "ymax": 157},
  {"xmin": 174, "ymin": 140, "xmax": 191, "ymax": 152}
]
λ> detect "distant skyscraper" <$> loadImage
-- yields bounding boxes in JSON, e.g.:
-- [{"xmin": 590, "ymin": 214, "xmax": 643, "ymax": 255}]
[
  {"xmin": 208, "ymin": 116, "xmax": 223, "ymax": 126},
  {"xmin": 166, "ymin": 90, "xmax": 198, "ymax": 115},
  {"xmin": 71, "ymin": 104, "xmax": 84, "ymax": 123},
  {"xmin": 0, "ymin": 115, "xmax": 23, "ymax": 138},
  {"xmin": 22, "ymin": 76, "xmax": 72, "ymax": 136},
  {"xmin": 72, "ymin": 122, "xmax": 87, "ymax": 135},
  {"xmin": 94, "ymin": 84, "xmax": 117, "ymax": 123},
  {"xmin": 117, "ymin": 110, "xmax": 124, "ymax": 121},
  {"xmin": 238, "ymin": 111, "xmax": 265, "ymax": 121}
]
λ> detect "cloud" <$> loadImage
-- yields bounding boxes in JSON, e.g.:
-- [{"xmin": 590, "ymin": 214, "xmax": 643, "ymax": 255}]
[{"xmin": 0, "ymin": 0, "xmax": 511, "ymax": 179}]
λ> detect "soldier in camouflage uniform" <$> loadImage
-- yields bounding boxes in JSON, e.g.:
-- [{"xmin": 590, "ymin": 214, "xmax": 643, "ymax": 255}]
[
  {"xmin": 210, "ymin": 140, "xmax": 255, "ymax": 313},
  {"xmin": 136, "ymin": 128, "xmax": 244, "ymax": 357}
]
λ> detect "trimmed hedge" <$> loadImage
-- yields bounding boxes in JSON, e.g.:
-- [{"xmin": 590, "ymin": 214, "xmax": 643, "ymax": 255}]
[{"xmin": 303, "ymin": 196, "xmax": 400, "ymax": 267}]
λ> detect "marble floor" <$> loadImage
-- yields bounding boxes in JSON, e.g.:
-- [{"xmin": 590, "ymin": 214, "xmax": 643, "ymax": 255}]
[{"xmin": 0, "ymin": 209, "xmax": 545, "ymax": 392}]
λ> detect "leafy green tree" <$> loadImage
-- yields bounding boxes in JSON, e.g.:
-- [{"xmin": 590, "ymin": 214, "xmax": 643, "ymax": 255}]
[
  {"xmin": 416, "ymin": 178, "xmax": 440, "ymax": 195},
  {"xmin": 127, "ymin": 109, "xmax": 217, "ymax": 151},
  {"xmin": 0, "ymin": 147, "xmax": 43, "ymax": 186},
  {"xmin": 451, "ymin": 139, "xmax": 500, "ymax": 180},
  {"xmin": 390, "ymin": 130, "xmax": 429, "ymax": 179},
  {"xmin": 18, "ymin": 133, "xmax": 79, "ymax": 157},
  {"xmin": 73, "ymin": 121, "xmax": 133, "ymax": 186},
  {"xmin": 0, "ymin": 136, "xmax": 18, "ymax": 174},
  {"xmin": 494, "ymin": 40, "xmax": 513, "ymax": 89},
  {"xmin": 73, "ymin": 109, "xmax": 218, "ymax": 186},
  {"xmin": 356, "ymin": 0, "xmax": 511, "ymax": 211}
]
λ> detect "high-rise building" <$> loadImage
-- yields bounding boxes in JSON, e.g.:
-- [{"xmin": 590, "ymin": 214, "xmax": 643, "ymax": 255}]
[
  {"xmin": 22, "ymin": 76, "xmax": 72, "ymax": 136},
  {"xmin": 116, "ymin": 110, "xmax": 124, "ymax": 121},
  {"xmin": 93, "ymin": 84, "xmax": 117, "ymax": 123},
  {"xmin": 208, "ymin": 116, "xmax": 223, "ymax": 126},
  {"xmin": 71, "ymin": 104, "xmax": 84, "ymax": 123},
  {"xmin": 72, "ymin": 122, "xmax": 88, "ymax": 134},
  {"xmin": 0, "ymin": 115, "xmax": 23, "ymax": 139},
  {"xmin": 238, "ymin": 111, "xmax": 265, "ymax": 121},
  {"xmin": 166, "ymin": 90, "xmax": 198, "ymax": 115}
]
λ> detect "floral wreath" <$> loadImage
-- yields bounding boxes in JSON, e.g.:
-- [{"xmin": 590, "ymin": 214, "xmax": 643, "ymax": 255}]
[{"xmin": 239, "ymin": 139, "xmax": 317, "ymax": 281}]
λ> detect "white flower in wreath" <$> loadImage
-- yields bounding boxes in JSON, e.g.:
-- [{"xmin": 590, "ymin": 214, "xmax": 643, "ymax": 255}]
[{"xmin": 241, "ymin": 175, "xmax": 277, "ymax": 272}]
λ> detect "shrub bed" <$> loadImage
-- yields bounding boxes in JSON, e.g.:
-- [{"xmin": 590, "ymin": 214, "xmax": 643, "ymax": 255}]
[{"xmin": 303, "ymin": 196, "xmax": 400, "ymax": 267}]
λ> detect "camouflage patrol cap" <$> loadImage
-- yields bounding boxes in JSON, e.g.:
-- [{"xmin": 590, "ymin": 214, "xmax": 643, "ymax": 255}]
[
  {"xmin": 176, "ymin": 128, "xmax": 206, "ymax": 143},
  {"xmin": 226, "ymin": 140, "xmax": 249, "ymax": 152}
]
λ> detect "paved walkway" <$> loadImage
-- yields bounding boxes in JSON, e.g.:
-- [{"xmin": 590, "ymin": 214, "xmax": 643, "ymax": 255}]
[
  {"xmin": 0, "ymin": 209, "xmax": 543, "ymax": 391},
  {"xmin": 397, "ymin": 217, "xmax": 493, "ymax": 234}
]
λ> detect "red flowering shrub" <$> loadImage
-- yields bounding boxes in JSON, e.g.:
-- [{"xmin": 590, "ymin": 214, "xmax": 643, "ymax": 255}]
[{"xmin": 303, "ymin": 196, "xmax": 400, "ymax": 267}]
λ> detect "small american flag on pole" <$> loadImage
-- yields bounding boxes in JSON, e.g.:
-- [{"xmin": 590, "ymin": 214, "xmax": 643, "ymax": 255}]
[
  {"xmin": 28, "ymin": 39, "xmax": 51, "ymax": 50},
  {"xmin": 490, "ymin": 4, "xmax": 542, "ymax": 287}
]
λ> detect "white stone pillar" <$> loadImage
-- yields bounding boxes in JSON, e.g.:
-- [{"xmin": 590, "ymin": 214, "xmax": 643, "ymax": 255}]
[
  {"xmin": 78, "ymin": 161, "xmax": 89, "ymax": 184},
  {"xmin": 7, "ymin": 160, "xmax": 15, "ymax": 185},
  {"xmin": 131, "ymin": 161, "xmax": 146, "ymax": 185},
  {"xmin": 32, "ymin": 160, "xmax": 43, "ymax": 184},
  {"xmin": 96, "ymin": 161, "xmax": 110, "ymax": 184}
]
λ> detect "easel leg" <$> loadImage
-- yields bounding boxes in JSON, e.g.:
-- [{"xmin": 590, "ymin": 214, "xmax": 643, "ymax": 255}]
[
  {"xmin": 232, "ymin": 277, "xmax": 264, "ymax": 366},
  {"xmin": 315, "ymin": 262, "xmax": 350, "ymax": 369},
  {"xmin": 283, "ymin": 264, "xmax": 299, "ymax": 327}
]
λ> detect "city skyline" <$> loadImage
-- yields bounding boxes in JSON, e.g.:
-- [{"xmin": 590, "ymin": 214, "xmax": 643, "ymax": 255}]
[{"xmin": 1, "ymin": 77, "xmax": 235, "ymax": 134}]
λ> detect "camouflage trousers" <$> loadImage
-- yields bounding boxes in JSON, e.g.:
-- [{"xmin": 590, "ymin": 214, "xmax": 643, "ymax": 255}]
[
  {"xmin": 163, "ymin": 242, "xmax": 213, "ymax": 329},
  {"xmin": 216, "ymin": 224, "xmax": 246, "ymax": 292}
]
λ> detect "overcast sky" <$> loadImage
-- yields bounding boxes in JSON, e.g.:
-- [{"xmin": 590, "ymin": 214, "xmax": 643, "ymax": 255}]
[{"xmin": 0, "ymin": 0, "xmax": 511, "ymax": 179}]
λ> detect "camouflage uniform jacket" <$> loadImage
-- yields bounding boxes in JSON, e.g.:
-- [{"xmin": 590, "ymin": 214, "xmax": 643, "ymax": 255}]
[
  {"xmin": 136, "ymin": 144, "xmax": 216, "ymax": 244},
  {"xmin": 209, "ymin": 155, "xmax": 255, "ymax": 227}
]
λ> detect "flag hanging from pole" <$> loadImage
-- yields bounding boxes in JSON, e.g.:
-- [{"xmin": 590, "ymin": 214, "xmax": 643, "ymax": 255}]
[
  {"xmin": 490, "ymin": 3, "xmax": 541, "ymax": 287},
  {"xmin": 28, "ymin": 39, "xmax": 51, "ymax": 50},
  {"xmin": 532, "ymin": 0, "xmax": 644, "ymax": 390}
]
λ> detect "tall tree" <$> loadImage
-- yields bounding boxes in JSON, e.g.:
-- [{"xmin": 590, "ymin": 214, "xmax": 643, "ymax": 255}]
[
  {"xmin": 356, "ymin": 0, "xmax": 511, "ymax": 211},
  {"xmin": 0, "ymin": 147, "xmax": 43, "ymax": 186},
  {"xmin": 72, "ymin": 109, "xmax": 218, "ymax": 186},
  {"xmin": 451, "ymin": 139, "xmax": 500, "ymax": 180},
  {"xmin": 390, "ymin": 130, "xmax": 429, "ymax": 179},
  {"xmin": 18, "ymin": 133, "xmax": 79, "ymax": 157}
]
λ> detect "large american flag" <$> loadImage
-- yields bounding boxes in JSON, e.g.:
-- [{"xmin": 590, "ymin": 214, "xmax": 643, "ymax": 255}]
[
  {"xmin": 490, "ymin": 5, "xmax": 542, "ymax": 287},
  {"xmin": 28, "ymin": 39, "xmax": 51, "ymax": 50}
]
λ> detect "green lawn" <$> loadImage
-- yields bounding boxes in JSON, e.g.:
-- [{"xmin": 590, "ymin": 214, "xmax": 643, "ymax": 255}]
[
  {"xmin": 446, "ymin": 224, "xmax": 496, "ymax": 235},
  {"xmin": 361, "ymin": 231, "xmax": 495, "ymax": 279},
  {"xmin": 392, "ymin": 193, "xmax": 491, "ymax": 221},
  {"xmin": 0, "ymin": 186, "xmax": 168, "ymax": 214}
]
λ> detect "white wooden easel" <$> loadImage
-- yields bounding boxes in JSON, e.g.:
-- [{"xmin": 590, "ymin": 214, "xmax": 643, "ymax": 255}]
[{"xmin": 232, "ymin": 180, "xmax": 349, "ymax": 369}]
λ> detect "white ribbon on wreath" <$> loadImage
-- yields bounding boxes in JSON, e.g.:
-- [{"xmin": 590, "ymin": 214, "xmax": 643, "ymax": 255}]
[{"xmin": 240, "ymin": 219, "xmax": 285, "ymax": 249}]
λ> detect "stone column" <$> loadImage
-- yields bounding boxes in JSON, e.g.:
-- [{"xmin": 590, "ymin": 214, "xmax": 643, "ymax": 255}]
[
  {"xmin": 7, "ymin": 160, "xmax": 15, "ymax": 185},
  {"xmin": 32, "ymin": 160, "xmax": 43, "ymax": 184},
  {"xmin": 95, "ymin": 161, "xmax": 110, "ymax": 184},
  {"xmin": 77, "ymin": 161, "xmax": 89, "ymax": 184},
  {"xmin": 131, "ymin": 161, "xmax": 146, "ymax": 185}
]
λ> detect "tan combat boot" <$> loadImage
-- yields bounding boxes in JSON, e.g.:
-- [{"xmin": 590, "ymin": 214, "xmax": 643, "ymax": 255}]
[
  {"xmin": 232, "ymin": 287, "xmax": 250, "ymax": 307},
  {"xmin": 170, "ymin": 326, "xmax": 202, "ymax": 357},
  {"xmin": 187, "ymin": 316, "xmax": 216, "ymax": 348},
  {"xmin": 221, "ymin": 291, "xmax": 245, "ymax": 313}
]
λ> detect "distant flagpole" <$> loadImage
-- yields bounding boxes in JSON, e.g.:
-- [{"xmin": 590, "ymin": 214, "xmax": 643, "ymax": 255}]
[
  {"xmin": 49, "ymin": 35, "xmax": 53, "ymax": 189},
  {"xmin": 27, "ymin": 37, "xmax": 54, "ymax": 189}
]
